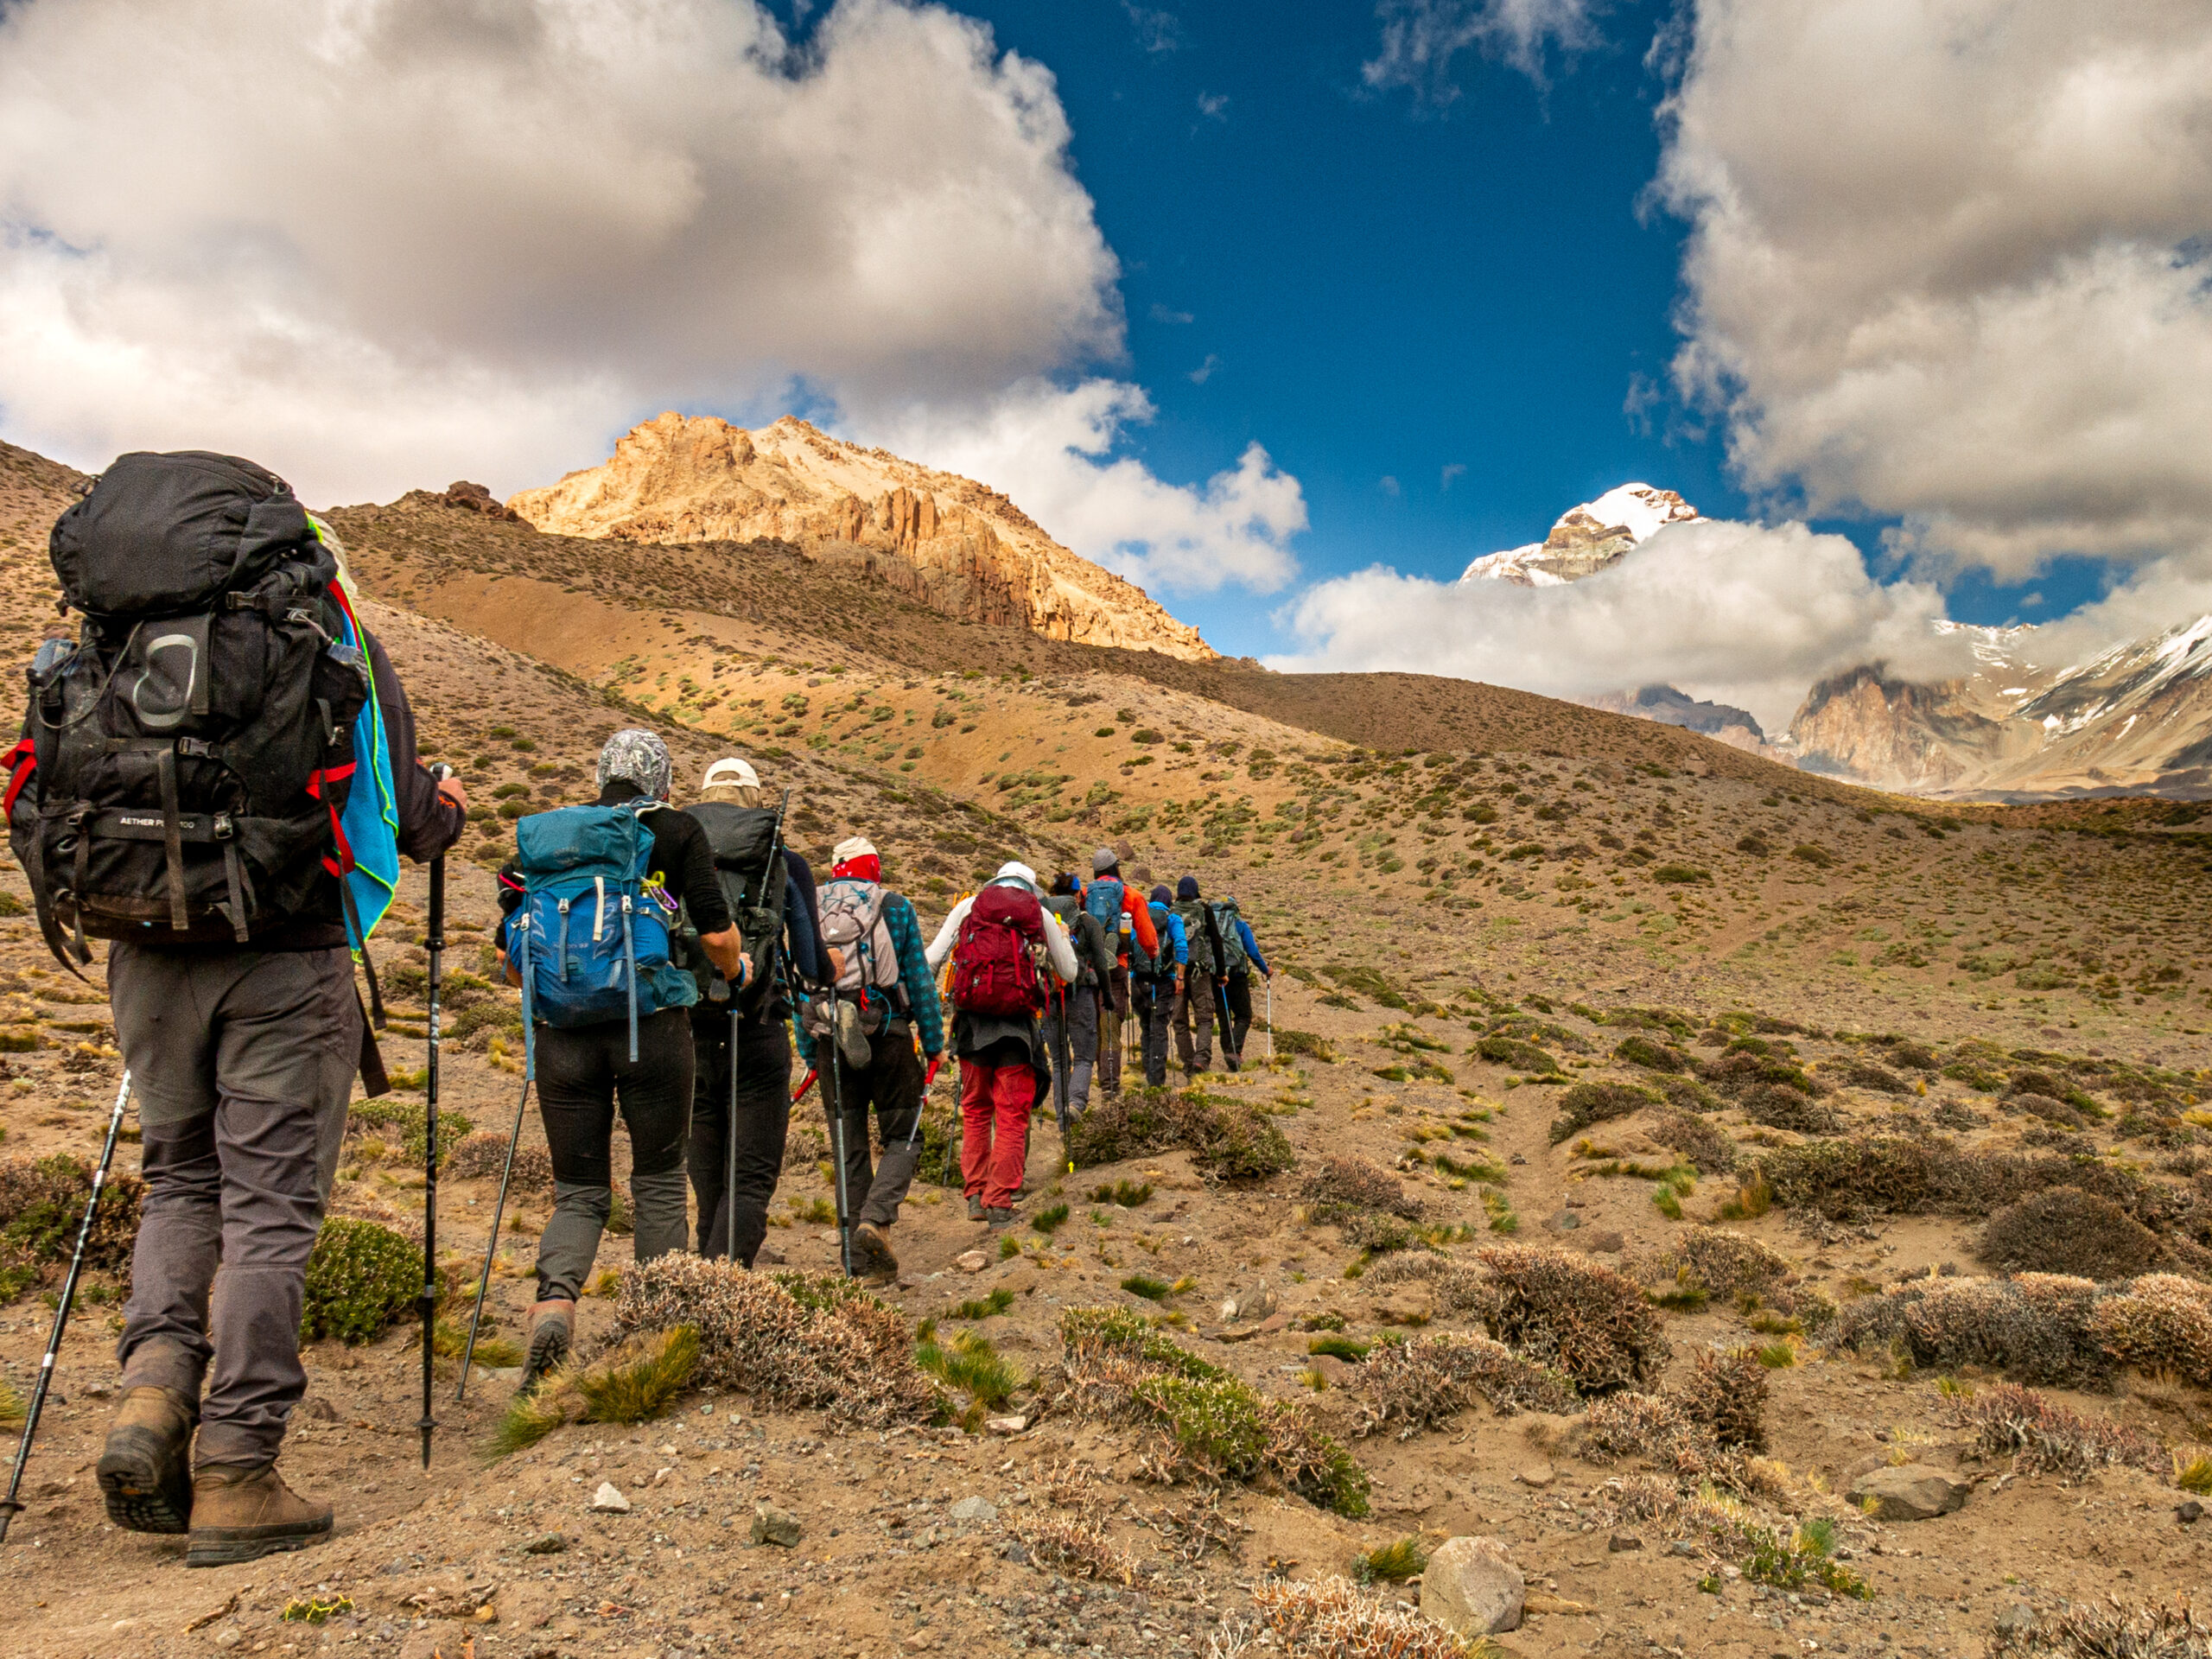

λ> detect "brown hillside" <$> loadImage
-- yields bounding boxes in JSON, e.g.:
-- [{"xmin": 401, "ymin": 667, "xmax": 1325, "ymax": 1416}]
[{"xmin": 2, "ymin": 442, "xmax": 2210, "ymax": 1658}]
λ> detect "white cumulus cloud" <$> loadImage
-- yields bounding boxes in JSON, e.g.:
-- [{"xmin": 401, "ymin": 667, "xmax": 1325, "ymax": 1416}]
[
  {"xmin": 1660, "ymin": 0, "xmax": 2212, "ymax": 579},
  {"xmin": 0, "ymin": 0, "xmax": 1300, "ymax": 593},
  {"xmin": 1273, "ymin": 517, "xmax": 1962, "ymax": 735},
  {"xmin": 866, "ymin": 379, "xmax": 1305, "ymax": 595}
]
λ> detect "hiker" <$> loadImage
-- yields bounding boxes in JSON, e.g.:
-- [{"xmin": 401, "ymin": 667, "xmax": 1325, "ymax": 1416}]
[
  {"xmin": 1131, "ymin": 884, "xmax": 1186, "ymax": 1088},
  {"xmin": 496, "ymin": 730, "xmax": 748, "ymax": 1389},
  {"xmin": 1042, "ymin": 873, "xmax": 1119, "ymax": 1120},
  {"xmin": 4, "ymin": 453, "xmax": 465, "ymax": 1566},
  {"xmin": 1170, "ymin": 874, "xmax": 1224, "ymax": 1077},
  {"xmin": 801, "ymin": 836, "xmax": 944, "ymax": 1284},
  {"xmin": 1216, "ymin": 895, "xmax": 1270, "ymax": 1060},
  {"xmin": 1079, "ymin": 849, "xmax": 1158, "ymax": 1097},
  {"xmin": 926, "ymin": 862, "xmax": 1077, "ymax": 1224},
  {"xmin": 681, "ymin": 757, "xmax": 827, "ymax": 1269}
]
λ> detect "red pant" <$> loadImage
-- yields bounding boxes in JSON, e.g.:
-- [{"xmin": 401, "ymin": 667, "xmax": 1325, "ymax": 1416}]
[{"xmin": 960, "ymin": 1058, "xmax": 1033, "ymax": 1210}]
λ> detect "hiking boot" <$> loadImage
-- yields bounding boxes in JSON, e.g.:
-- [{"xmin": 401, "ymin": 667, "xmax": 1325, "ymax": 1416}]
[
  {"xmin": 985, "ymin": 1206, "xmax": 1015, "ymax": 1229},
  {"xmin": 849, "ymin": 1221, "xmax": 899, "ymax": 1284},
  {"xmin": 184, "ymin": 1463, "xmax": 332, "ymax": 1567},
  {"xmin": 520, "ymin": 1300, "xmax": 575, "ymax": 1393},
  {"xmin": 966, "ymin": 1194, "xmax": 986, "ymax": 1222},
  {"xmin": 96, "ymin": 1385, "xmax": 197, "ymax": 1535}
]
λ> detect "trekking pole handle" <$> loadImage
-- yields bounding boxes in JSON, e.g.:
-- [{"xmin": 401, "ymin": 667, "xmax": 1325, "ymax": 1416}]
[{"xmin": 792, "ymin": 1068, "xmax": 817, "ymax": 1103}]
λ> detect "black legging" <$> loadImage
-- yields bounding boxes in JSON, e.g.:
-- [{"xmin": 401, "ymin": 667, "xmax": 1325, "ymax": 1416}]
[
  {"xmin": 531, "ymin": 1007, "xmax": 694, "ymax": 1302},
  {"xmin": 688, "ymin": 1010, "xmax": 794, "ymax": 1268},
  {"xmin": 1224, "ymin": 970, "xmax": 1255, "ymax": 1060}
]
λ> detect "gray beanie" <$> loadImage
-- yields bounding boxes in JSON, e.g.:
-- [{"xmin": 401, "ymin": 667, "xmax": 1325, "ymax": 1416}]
[{"xmin": 597, "ymin": 728, "xmax": 673, "ymax": 801}]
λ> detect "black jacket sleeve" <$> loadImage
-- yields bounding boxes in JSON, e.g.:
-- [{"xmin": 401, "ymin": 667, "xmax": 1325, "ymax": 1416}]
[
  {"xmin": 782, "ymin": 850, "xmax": 823, "ymax": 984},
  {"xmin": 363, "ymin": 628, "xmax": 464, "ymax": 863}
]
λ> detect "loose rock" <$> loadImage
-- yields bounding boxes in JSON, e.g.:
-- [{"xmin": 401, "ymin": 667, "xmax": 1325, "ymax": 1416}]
[
  {"xmin": 955, "ymin": 1249, "xmax": 989, "ymax": 1274},
  {"xmin": 751, "ymin": 1503, "xmax": 803, "ymax": 1547},
  {"xmin": 950, "ymin": 1495, "xmax": 999, "ymax": 1523},
  {"xmin": 1846, "ymin": 1464, "xmax": 1968, "ymax": 1521},
  {"xmin": 1421, "ymin": 1535, "xmax": 1526, "ymax": 1636},
  {"xmin": 589, "ymin": 1482, "xmax": 630, "ymax": 1514}
]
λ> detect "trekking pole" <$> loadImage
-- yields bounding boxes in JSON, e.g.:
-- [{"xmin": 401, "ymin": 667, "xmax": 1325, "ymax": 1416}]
[
  {"xmin": 0, "ymin": 1068, "xmax": 131, "ymax": 1546},
  {"xmin": 725, "ymin": 1007, "xmax": 741, "ymax": 1262},
  {"xmin": 456, "ymin": 1066, "xmax": 532, "ymax": 1402},
  {"xmin": 1213, "ymin": 976, "xmax": 1242, "ymax": 1073},
  {"xmin": 822, "ymin": 997, "xmax": 854, "ymax": 1278},
  {"xmin": 1266, "ymin": 976, "xmax": 1274, "ymax": 1064},
  {"xmin": 417, "ymin": 825, "xmax": 448, "ymax": 1470},
  {"xmin": 1052, "ymin": 983, "xmax": 1074, "ymax": 1172}
]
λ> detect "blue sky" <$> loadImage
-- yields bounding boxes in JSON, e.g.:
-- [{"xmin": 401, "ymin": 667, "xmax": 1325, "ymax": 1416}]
[{"xmin": 766, "ymin": 0, "xmax": 2094, "ymax": 658}]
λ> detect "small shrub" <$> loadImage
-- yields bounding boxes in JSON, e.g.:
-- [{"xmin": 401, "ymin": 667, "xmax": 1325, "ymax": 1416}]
[
  {"xmin": 1613, "ymin": 1035, "xmax": 1687, "ymax": 1073},
  {"xmin": 1738, "ymin": 1084, "xmax": 1840, "ymax": 1135},
  {"xmin": 2088, "ymin": 1274, "xmax": 2212, "ymax": 1386},
  {"xmin": 1673, "ymin": 1348, "xmax": 1769, "ymax": 1450},
  {"xmin": 950, "ymin": 1287, "xmax": 1015, "ymax": 1321},
  {"xmin": 1978, "ymin": 1188, "xmax": 2162, "ymax": 1281},
  {"xmin": 1828, "ymin": 1060, "xmax": 1909, "ymax": 1096},
  {"xmin": 1789, "ymin": 844, "xmax": 1835, "ymax": 869},
  {"xmin": 1012, "ymin": 1513, "xmax": 1140, "ymax": 1586},
  {"xmin": 1310, "ymin": 1335, "xmax": 1372, "ymax": 1362},
  {"xmin": 1474, "ymin": 1036, "xmax": 1561, "ymax": 1074},
  {"xmin": 610, "ymin": 1257, "xmax": 937, "ymax": 1427},
  {"xmin": 1357, "ymin": 1330, "xmax": 1579, "ymax": 1437},
  {"xmin": 0, "ymin": 1153, "xmax": 143, "ymax": 1278},
  {"xmin": 1303, "ymin": 1155, "xmax": 1426, "ymax": 1222},
  {"xmin": 1835, "ymin": 1272, "xmax": 2108, "ymax": 1387},
  {"xmin": 1250, "ymin": 1575, "xmax": 1481, "ymax": 1659},
  {"xmin": 1549, "ymin": 1080, "xmax": 1663, "ymax": 1144},
  {"xmin": 1651, "ymin": 864, "xmax": 1711, "ymax": 884},
  {"xmin": 1090, "ymin": 1180, "xmax": 1154, "ymax": 1208},
  {"xmin": 1989, "ymin": 1598, "xmax": 2212, "ymax": 1658},
  {"xmin": 1474, "ymin": 1244, "xmax": 1668, "ymax": 1394},
  {"xmin": 300, "ymin": 1217, "xmax": 418, "ymax": 1344},
  {"xmin": 445, "ymin": 1129, "xmax": 554, "ymax": 1192},
  {"xmin": 1067, "ymin": 1088, "xmax": 1295, "ymax": 1181},
  {"xmin": 1962, "ymin": 1381, "xmax": 2165, "ymax": 1478},
  {"xmin": 1122, "ymin": 1274, "xmax": 1172, "ymax": 1301},
  {"xmin": 1649, "ymin": 1111, "xmax": 1738, "ymax": 1175},
  {"xmin": 1033, "ymin": 1203, "xmax": 1071, "ymax": 1236}
]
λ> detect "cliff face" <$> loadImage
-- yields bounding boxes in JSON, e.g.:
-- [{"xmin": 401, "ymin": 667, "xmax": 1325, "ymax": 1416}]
[{"xmin": 507, "ymin": 413, "xmax": 1214, "ymax": 661}]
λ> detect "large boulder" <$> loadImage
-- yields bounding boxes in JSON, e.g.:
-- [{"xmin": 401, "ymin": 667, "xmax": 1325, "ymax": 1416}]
[
  {"xmin": 1847, "ymin": 1463, "xmax": 1968, "ymax": 1521},
  {"xmin": 1420, "ymin": 1535, "xmax": 1525, "ymax": 1635}
]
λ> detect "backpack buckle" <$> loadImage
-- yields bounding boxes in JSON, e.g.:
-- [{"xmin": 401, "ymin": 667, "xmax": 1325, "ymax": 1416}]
[{"xmin": 212, "ymin": 813, "xmax": 235, "ymax": 840}]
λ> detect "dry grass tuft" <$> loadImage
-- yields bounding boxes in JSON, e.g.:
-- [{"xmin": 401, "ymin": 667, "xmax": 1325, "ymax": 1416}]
[
  {"xmin": 444, "ymin": 1129, "xmax": 554, "ymax": 1192},
  {"xmin": 1475, "ymin": 1244, "xmax": 1668, "ymax": 1394},
  {"xmin": 1362, "ymin": 1252, "xmax": 1497, "ymax": 1316},
  {"xmin": 612, "ymin": 1256, "xmax": 938, "ymax": 1427},
  {"xmin": 1357, "ymin": 1331, "xmax": 1580, "ymax": 1438},
  {"xmin": 1249, "ymin": 1574, "xmax": 1496, "ymax": 1659},
  {"xmin": 1068, "ymin": 1088, "xmax": 1296, "ymax": 1182}
]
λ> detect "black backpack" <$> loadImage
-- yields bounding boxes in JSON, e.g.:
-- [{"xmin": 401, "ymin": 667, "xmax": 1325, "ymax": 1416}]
[
  {"xmin": 6, "ymin": 452, "xmax": 369, "ymax": 964},
  {"xmin": 677, "ymin": 801, "xmax": 789, "ymax": 1017},
  {"xmin": 1044, "ymin": 894, "xmax": 1113, "ymax": 988}
]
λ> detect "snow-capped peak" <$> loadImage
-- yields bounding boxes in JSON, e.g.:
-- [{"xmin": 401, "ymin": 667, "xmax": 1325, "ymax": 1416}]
[{"xmin": 1459, "ymin": 483, "xmax": 1699, "ymax": 587}]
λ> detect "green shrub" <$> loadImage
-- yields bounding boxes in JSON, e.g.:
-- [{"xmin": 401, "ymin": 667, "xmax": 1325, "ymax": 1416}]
[
  {"xmin": 916, "ymin": 1330, "xmax": 1024, "ymax": 1411},
  {"xmin": 1613, "ymin": 1035, "xmax": 1687, "ymax": 1073},
  {"xmin": 1738, "ymin": 1084, "xmax": 1840, "ymax": 1135},
  {"xmin": 346, "ymin": 1100, "xmax": 474, "ymax": 1168},
  {"xmin": 1090, "ymin": 1180, "xmax": 1154, "ymax": 1208},
  {"xmin": 1549, "ymin": 1080, "xmax": 1662, "ymax": 1143},
  {"xmin": 1061, "ymin": 1306, "xmax": 1224, "ymax": 1380},
  {"xmin": 1122, "ymin": 1274, "xmax": 1172, "ymax": 1301},
  {"xmin": 1352, "ymin": 1536, "xmax": 1429, "ymax": 1584},
  {"xmin": 1274, "ymin": 1029, "xmax": 1341, "ymax": 1065},
  {"xmin": 1650, "ymin": 864, "xmax": 1711, "ymax": 884},
  {"xmin": 1474, "ymin": 1036, "xmax": 1560, "ymax": 1074},
  {"xmin": 301, "ymin": 1217, "xmax": 418, "ymax": 1344},
  {"xmin": 1066, "ymin": 1088, "xmax": 1294, "ymax": 1181},
  {"xmin": 0, "ymin": 1153, "xmax": 143, "ymax": 1280}
]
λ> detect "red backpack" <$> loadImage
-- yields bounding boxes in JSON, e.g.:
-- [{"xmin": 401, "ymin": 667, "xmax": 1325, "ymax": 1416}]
[{"xmin": 950, "ymin": 884, "xmax": 1046, "ymax": 1017}]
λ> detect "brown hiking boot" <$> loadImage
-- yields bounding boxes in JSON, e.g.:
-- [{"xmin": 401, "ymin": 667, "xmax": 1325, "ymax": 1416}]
[
  {"xmin": 96, "ymin": 1385, "xmax": 197, "ymax": 1535},
  {"xmin": 184, "ymin": 1463, "xmax": 332, "ymax": 1567},
  {"xmin": 520, "ymin": 1300, "xmax": 575, "ymax": 1393},
  {"xmin": 850, "ymin": 1221, "xmax": 899, "ymax": 1284}
]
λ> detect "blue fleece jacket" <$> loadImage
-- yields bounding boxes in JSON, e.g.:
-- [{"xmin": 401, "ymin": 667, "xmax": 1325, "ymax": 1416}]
[{"xmin": 1233, "ymin": 916, "xmax": 1268, "ymax": 976}]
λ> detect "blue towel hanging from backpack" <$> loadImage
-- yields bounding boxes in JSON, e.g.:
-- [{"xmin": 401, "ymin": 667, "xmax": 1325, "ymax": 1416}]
[{"xmin": 508, "ymin": 803, "xmax": 696, "ymax": 1067}]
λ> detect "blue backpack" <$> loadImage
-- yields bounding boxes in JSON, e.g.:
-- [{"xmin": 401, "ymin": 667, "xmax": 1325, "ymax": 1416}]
[
  {"xmin": 1084, "ymin": 877, "xmax": 1127, "ymax": 946},
  {"xmin": 509, "ymin": 803, "xmax": 695, "ymax": 1066}
]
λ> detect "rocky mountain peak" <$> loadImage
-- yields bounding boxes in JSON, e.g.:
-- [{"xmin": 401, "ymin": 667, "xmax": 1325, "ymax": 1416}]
[
  {"xmin": 1459, "ymin": 483, "xmax": 1700, "ymax": 588},
  {"xmin": 507, "ymin": 412, "xmax": 1213, "ymax": 661}
]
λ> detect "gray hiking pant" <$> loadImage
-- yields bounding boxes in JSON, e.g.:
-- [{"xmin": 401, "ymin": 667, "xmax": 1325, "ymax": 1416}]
[
  {"xmin": 1133, "ymin": 976, "xmax": 1174, "ymax": 1088},
  {"xmin": 532, "ymin": 1007, "xmax": 694, "ymax": 1303},
  {"xmin": 1040, "ymin": 986, "xmax": 1099, "ymax": 1117},
  {"xmin": 109, "ymin": 944, "xmax": 361, "ymax": 1469},
  {"xmin": 1173, "ymin": 970, "xmax": 1217, "ymax": 1075}
]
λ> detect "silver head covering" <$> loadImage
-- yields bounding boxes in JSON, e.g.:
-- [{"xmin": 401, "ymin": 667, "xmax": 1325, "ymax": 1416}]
[{"xmin": 596, "ymin": 728, "xmax": 673, "ymax": 801}]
